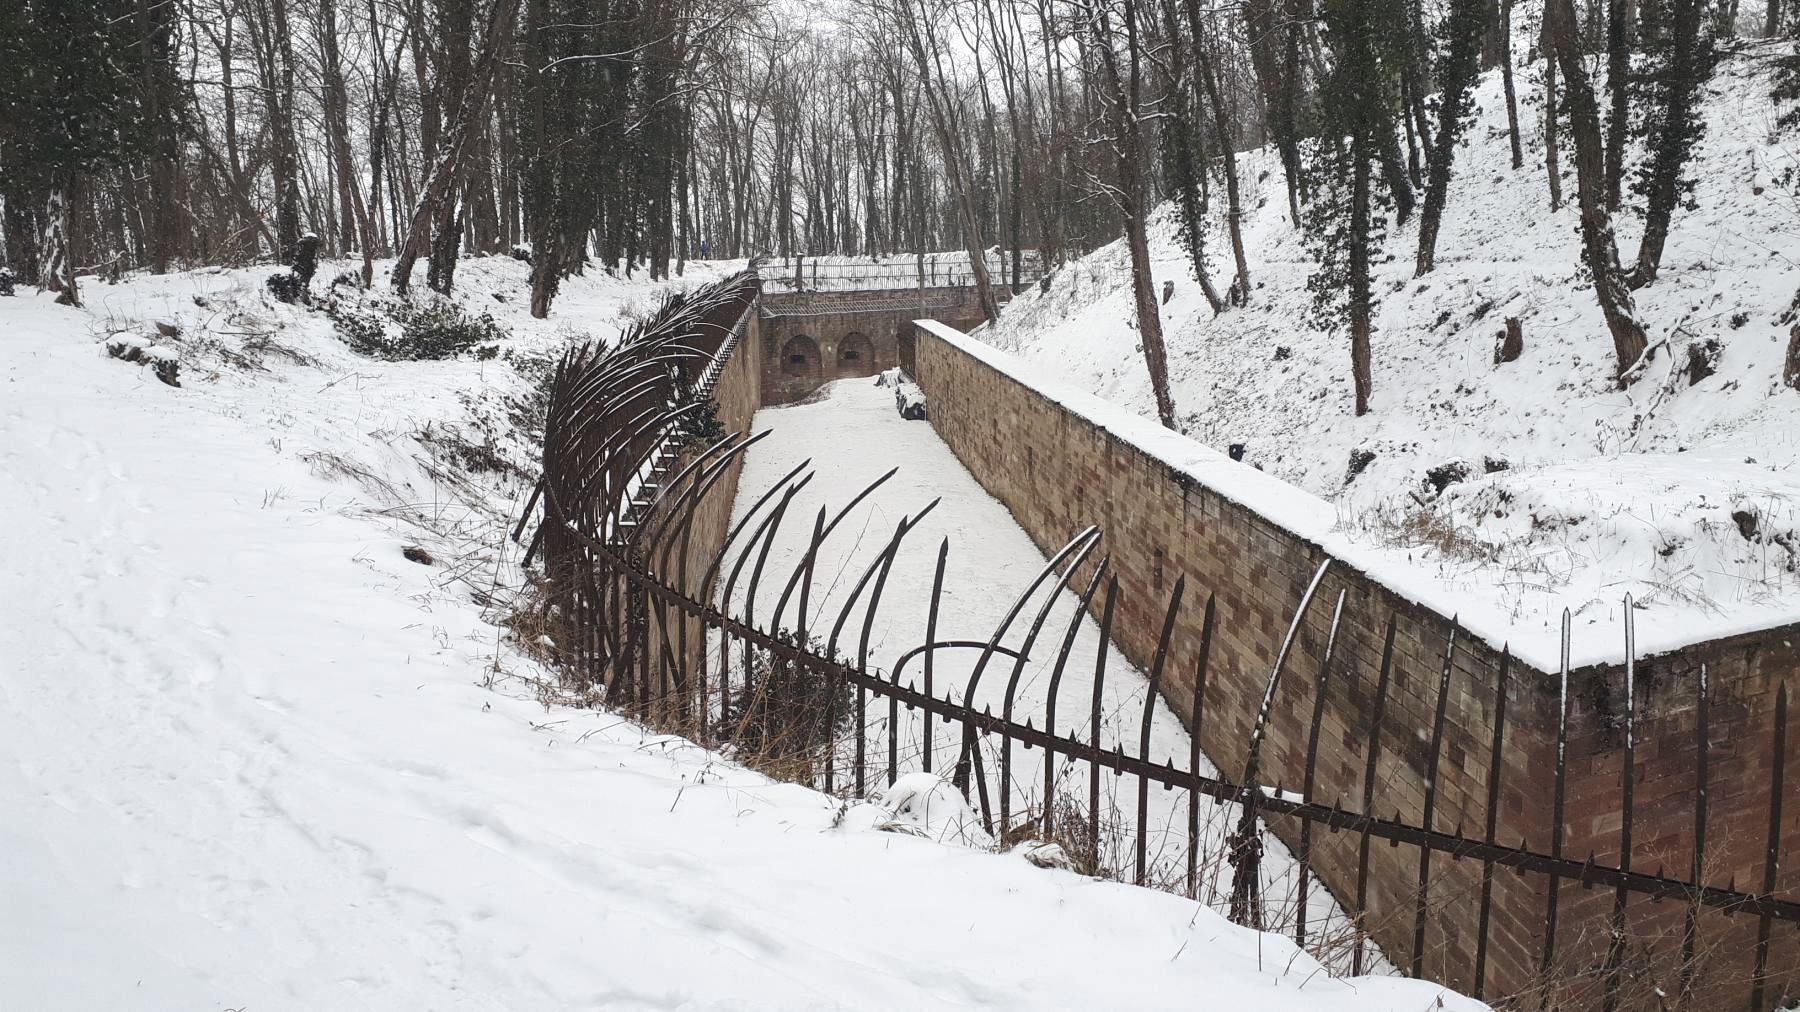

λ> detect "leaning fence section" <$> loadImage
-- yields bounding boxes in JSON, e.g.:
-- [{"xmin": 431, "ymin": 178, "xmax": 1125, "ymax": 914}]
[{"xmin": 517, "ymin": 271, "xmax": 1797, "ymax": 1012}]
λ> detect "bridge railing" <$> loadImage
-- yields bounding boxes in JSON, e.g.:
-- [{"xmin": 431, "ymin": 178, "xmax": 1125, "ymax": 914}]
[{"xmin": 760, "ymin": 251, "xmax": 1044, "ymax": 294}]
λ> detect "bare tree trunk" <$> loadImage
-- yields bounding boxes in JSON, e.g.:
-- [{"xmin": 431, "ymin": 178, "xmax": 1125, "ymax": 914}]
[
  {"xmin": 1416, "ymin": 0, "xmax": 1486, "ymax": 275},
  {"xmin": 1630, "ymin": 0, "xmax": 1710, "ymax": 288},
  {"xmin": 1547, "ymin": 0, "xmax": 1651, "ymax": 380},
  {"xmin": 394, "ymin": 0, "xmax": 522, "ymax": 293},
  {"xmin": 898, "ymin": 0, "xmax": 1000, "ymax": 321},
  {"xmin": 251, "ymin": 0, "xmax": 303, "ymax": 263},
  {"xmin": 1194, "ymin": 9, "xmax": 1251, "ymax": 303},
  {"xmin": 1350, "ymin": 138, "xmax": 1374, "ymax": 415},
  {"xmin": 1543, "ymin": 14, "xmax": 1565, "ymax": 210},
  {"xmin": 1089, "ymin": 0, "xmax": 1177, "ymax": 429},
  {"xmin": 1500, "ymin": 0, "xmax": 1525, "ymax": 169},
  {"xmin": 40, "ymin": 185, "xmax": 77, "ymax": 306},
  {"xmin": 320, "ymin": 0, "xmax": 367, "ymax": 259},
  {"xmin": 1604, "ymin": 0, "xmax": 1629, "ymax": 208}
]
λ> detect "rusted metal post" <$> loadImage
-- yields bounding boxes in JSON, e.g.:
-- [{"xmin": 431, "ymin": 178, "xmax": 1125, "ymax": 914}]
[
  {"xmin": 1543, "ymin": 610, "xmax": 1573, "ymax": 977},
  {"xmin": 1603, "ymin": 602, "xmax": 1638, "ymax": 1012},
  {"xmin": 1043, "ymin": 559, "xmax": 1110, "ymax": 842},
  {"xmin": 1188, "ymin": 595, "xmax": 1216, "ymax": 901},
  {"xmin": 1090, "ymin": 577, "xmax": 1118, "ymax": 874},
  {"xmin": 1296, "ymin": 591, "xmax": 1347, "ymax": 951},
  {"xmin": 923, "ymin": 540, "xmax": 947, "ymax": 774},
  {"xmin": 1473, "ymin": 649, "xmax": 1511, "ymax": 1000},
  {"xmin": 1353, "ymin": 615, "xmax": 1398, "ymax": 977},
  {"xmin": 1679, "ymin": 663, "xmax": 1709, "ymax": 1005},
  {"xmin": 1137, "ymin": 577, "xmax": 1186, "ymax": 886},
  {"xmin": 1750, "ymin": 682, "xmax": 1788, "ymax": 1012},
  {"xmin": 1412, "ymin": 621, "xmax": 1459, "ymax": 979}
]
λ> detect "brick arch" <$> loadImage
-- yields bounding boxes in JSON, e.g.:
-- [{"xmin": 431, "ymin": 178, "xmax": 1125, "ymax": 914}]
[
  {"xmin": 836, "ymin": 331, "xmax": 875, "ymax": 377},
  {"xmin": 780, "ymin": 335, "xmax": 822, "ymax": 379}
]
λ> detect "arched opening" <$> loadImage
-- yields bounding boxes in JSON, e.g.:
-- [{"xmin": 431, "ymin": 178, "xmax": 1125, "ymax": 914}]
[
  {"xmin": 837, "ymin": 331, "xmax": 875, "ymax": 378},
  {"xmin": 781, "ymin": 335, "xmax": 821, "ymax": 378}
]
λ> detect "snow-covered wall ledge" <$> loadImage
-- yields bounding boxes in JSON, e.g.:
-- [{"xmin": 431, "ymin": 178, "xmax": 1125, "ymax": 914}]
[
  {"xmin": 911, "ymin": 317, "xmax": 1799, "ymax": 1002},
  {"xmin": 913, "ymin": 319, "xmax": 1800, "ymax": 673}
]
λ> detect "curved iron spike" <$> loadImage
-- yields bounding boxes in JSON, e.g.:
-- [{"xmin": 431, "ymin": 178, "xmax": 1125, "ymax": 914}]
[
  {"xmin": 698, "ymin": 461, "xmax": 814, "ymax": 603},
  {"xmin": 891, "ymin": 641, "xmax": 1029, "ymax": 682},
  {"xmin": 960, "ymin": 526, "xmax": 1102, "ymax": 711},
  {"xmin": 766, "ymin": 467, "xmax": 901, "ymax": 626},
  {"xmin": 649, "ymin": 437, "xmax": 757, "ymax": 582},
  {"xmin": 1043, "ymin": 556, "xmax": 1111, "ymax": 841}
]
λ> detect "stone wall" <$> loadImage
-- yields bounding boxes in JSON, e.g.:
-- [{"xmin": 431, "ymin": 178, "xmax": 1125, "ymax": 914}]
[
  {"xmin": 759, "ymin": 291, "xmax": 988, "ymax": 405},
  {"xmin": 650, "ymin": 304, "xmax": 763, "ymax": 687},
  {"xmin": 911, "ymin": 321, "xmax": 1798, "ymax": 1009}
]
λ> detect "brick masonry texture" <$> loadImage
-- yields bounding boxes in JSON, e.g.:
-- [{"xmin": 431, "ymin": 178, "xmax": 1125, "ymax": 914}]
[
  {"xmin": 758, "ymin": 291, "xmax": 989, "ymax": 405},
  {"xmin": 912, "ymin": 325, "xmax": 1798, "ymax": 1009}
]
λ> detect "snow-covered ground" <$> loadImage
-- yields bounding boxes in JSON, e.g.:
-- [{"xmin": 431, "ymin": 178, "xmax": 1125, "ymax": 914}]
[
  {"xmin": 0, "ymin": 262, "xmax": 1479, "ymax": 1010},
  {"xmin": 980, "ymin": 34, "xmax": 1800, "ymax": 667}
]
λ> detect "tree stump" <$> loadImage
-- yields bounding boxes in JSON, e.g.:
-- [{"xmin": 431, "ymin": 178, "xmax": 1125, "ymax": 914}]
[
  {"xmin": 1785, "ymin": 324, "xmax": 1800, "ymax": 392},
  {"xmin": 1494, "ymin": 317, "xmax": 1524, "ymax": 364}
]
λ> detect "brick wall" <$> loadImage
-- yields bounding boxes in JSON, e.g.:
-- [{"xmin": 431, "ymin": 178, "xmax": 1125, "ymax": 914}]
[
  {"xmin": 759, "ymin": 292, "xmax": 988, "ymax": 404},
  {"xmin": 646, "ymin": 307, "xmax": 763, "ymax": 691},
  {"xmin": 911, "ymin": 322, "xmax": 1798, "ymax": 1009}
]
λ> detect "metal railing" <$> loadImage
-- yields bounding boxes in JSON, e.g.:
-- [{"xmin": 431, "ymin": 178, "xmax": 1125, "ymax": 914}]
[{"xmin": 518, "ymin": 268, "xmax": 1797, "ymax": 1011}]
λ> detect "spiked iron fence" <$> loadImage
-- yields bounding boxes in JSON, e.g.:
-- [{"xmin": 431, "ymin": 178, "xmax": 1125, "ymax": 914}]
[{"xmin": 518, "ymin": 269, "xmax": 1798, "ymax": 1010}]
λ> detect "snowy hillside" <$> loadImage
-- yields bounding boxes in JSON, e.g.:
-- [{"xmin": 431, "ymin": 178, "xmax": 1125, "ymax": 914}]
[
  {"xmin": 0, "ymin": 262, "xmax": 1480, "ymax": 1010},
  {"xmin": 981, "ymin": 36, "xmax": 1800, "ymax": 658}
]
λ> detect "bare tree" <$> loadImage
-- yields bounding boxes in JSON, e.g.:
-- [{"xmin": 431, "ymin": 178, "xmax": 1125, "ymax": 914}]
[
  {"xmin": 1084, "ymin": 0, "xmax": 1179, "ymax": 429},
  {"xmin": 1545, "ymin": 0, "xmax": 1651, "ymax": 380}
]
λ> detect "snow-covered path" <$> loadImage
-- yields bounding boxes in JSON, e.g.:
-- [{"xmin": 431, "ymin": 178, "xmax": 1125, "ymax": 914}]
[{"xmin": 0, "ymin": 286, "xmax": 1477, "ymax": 1010}]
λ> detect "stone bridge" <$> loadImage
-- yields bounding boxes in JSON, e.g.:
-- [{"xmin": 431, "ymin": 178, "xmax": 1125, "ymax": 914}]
[{"xmin": 757, "ymin": 286, "xmax": 1013, "ymax": 405}]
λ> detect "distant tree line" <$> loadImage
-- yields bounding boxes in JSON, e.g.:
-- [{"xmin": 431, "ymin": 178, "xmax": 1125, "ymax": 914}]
[{"xmin": 0, "ymin": 0, "xmax": 1795, "ymax": 415}]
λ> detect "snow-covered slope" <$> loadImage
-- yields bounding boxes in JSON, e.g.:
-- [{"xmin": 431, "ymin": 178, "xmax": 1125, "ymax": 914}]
[
  {"xmin": 0, "ymin": 263, "xmax": 1480, "ymax": 1010},
  {"xmin": 982, "ymin": 36, "xmax": 1800, "ymax": 659}
]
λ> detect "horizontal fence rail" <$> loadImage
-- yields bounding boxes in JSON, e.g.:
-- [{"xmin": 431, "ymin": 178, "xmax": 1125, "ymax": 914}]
[{"xmin": 517, "ymin": 267, "xmax": 1797, "ymax": 1011}]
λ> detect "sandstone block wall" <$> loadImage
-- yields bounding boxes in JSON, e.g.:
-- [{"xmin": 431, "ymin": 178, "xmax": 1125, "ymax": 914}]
[{"xmin": 911, "ymin": 322, "xmax": 1797, "ymax": 1009}]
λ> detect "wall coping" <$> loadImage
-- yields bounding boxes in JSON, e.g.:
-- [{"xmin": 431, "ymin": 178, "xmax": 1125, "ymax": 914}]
[{"xmin": 914, "ymin": 319, "xmax": 1800, "ymax": 673}]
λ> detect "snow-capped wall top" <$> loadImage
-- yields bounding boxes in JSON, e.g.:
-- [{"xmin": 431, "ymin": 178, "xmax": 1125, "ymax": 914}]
[{"xmin": 916, "ymin": 318, "xmax": 1800, "ymax": 673}]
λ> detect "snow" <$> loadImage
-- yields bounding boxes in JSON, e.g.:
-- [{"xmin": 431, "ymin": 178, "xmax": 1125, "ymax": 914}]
[
  {"xmin": 976, "ymin": 34, "xmax": 1800, "ymax": 671},
  {"xmin": 747, "ymin": 249, "xmax": 1039, "ymax": 293},
  {"xmin": 0, "ymin": 260, "xmax": 1481, "ymax": 1010},
  {"xmin": 723, "ymin": 376, "xmax": 1390, "ymax": 969}
]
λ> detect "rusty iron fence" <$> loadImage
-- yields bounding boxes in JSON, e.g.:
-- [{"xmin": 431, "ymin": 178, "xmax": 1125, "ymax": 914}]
[{"xmin": 517, "ymin": 268, "xmax": 1797, "ymax": 1010}]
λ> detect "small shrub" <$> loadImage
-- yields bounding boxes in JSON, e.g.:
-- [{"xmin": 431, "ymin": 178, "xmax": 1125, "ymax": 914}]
[
  {"xmin": 0, "ymin": 266, "xmax": 16, "ymax": 296},
  {"xmin": 321, "ymin": 290, "xmax": 507, "ymax": 361},
  {"xmin": 266, "ymin": 270, "xmax": 306, "ymax": 304},
  {"xmin": 720, "ymin": 633, "xmax": 854, "ymax": 778},
  {"xmin": 1423, "ymin": 459, "xmax": 1471, "ymax": 495}
]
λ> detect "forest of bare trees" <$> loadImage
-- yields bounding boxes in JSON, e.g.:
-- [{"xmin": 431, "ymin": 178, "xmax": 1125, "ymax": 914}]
[{"xmin": 1, "ymin": 0, "xmax": 1795, "ymax": 406}]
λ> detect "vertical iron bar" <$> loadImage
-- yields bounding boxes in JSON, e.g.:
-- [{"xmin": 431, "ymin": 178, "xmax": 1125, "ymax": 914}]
[
  {"xmin": 1296, "ymin": 591, "xmax": 1348, "ymax": 951},
  {"xmin": 1232, "ymin": 560, "xmax": 1333, "ymax": 930},
  {"xmin": 1750, "ymin": 682, "xmax": 1788, "ymax": 1012},
  {"xmin": 1543, "ymin": 609, "xmax": 1573, "ymax": 977},
  {"xmin": 1043, "ymin": 558, "xmax": 1110, "ymax": 843},
  {"xmin": 923, "ymin": 539, "xmax": 947, "ymax": 774},
  {"xmin": 1603, "ymin": 601, "xmax": 1637, "ymax": 1012},
  {"xmin": 1188, "ymin": 595, "xmax": 1216, "ymax": 901},
  {"xmin": 853, "ymin": 546, "xmax": 902, "ymax": 800},
  {"xmin": 1137, "ymin": 576, "xmax": 1186, "ymax": 886},
  {"xmin": 1353, "ymin": 615, "xmax": 1398, "ymax": 978},
  {"xmin": 1679, "ymin": 663, "xmax": 1708, "ymax": 1005},
  {"xmin": 1090, "ymin": 577, "xmax": 1119, "ymax": 874},
  {"xmin": 1473, "ymin": 649, "xmax": 1512, "ymax": 1000},
  {"xmin": 1412, "ymin": 621, "xmax": 1459, "ymax": 979}
]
